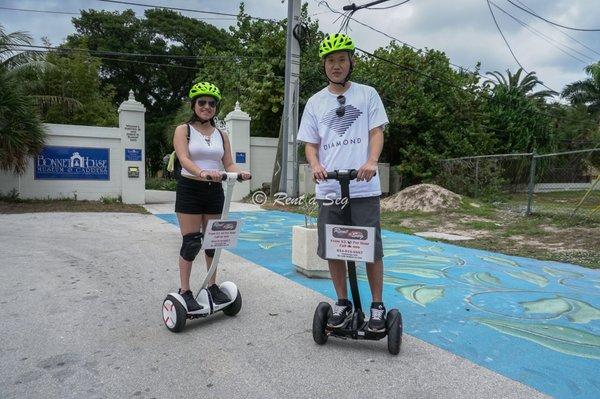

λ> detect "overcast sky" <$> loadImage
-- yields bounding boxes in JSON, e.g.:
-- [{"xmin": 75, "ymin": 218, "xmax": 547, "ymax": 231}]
[{"xmin": 1, "ymin": 0, "xmax": 599, "ymax": 94}]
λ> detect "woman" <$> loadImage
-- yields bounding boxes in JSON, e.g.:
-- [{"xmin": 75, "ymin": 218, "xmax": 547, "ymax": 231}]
[{"xmin": 173, "ymin": 81, "xmax": 251, "ymax": 311}]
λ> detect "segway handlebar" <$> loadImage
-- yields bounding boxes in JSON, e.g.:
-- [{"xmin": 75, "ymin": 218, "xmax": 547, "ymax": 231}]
[
  {"xmin": 325, "ymin": 169, "xmax": 376, "ymax": 180},
  {"xmin": 206, "ymin": 172, "xmax": 252, "ymax": 182}
]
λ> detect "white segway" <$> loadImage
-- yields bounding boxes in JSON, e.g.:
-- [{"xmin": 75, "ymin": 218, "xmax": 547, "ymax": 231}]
[{"xmin": 162, "ymin": 172, "xmax": 249, "ymax": 332}]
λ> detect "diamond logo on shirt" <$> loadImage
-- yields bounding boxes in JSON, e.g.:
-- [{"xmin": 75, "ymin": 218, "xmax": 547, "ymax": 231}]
[{"xmin": 320, "ymin": 105, "xmax": 363, "ymax": 137}]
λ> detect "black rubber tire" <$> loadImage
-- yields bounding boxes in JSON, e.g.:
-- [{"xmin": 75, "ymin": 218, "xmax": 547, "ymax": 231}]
[
  {"xmin": 222, "ymin": 290, "xmax": 242, "ymax": 316},
  {"xmin": 386, "ymin": 309, "xmax": 403, "ymax": 355},
  {"xmin": 163, "ymin": 295, "xmax": 187, "ymax": 333},
  {"xmin": 312, "ymin": 302, "xmax": 331, "ymax": 345}
]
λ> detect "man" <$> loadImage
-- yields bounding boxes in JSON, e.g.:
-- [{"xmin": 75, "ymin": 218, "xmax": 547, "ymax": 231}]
[{"xmin": 297, "ymin": 33, "xmax": 388, "ymax": 332}]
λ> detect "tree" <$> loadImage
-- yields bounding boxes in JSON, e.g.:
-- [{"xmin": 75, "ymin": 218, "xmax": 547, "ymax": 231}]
[
  {"xmin": 353, "ymin": 43, "xmax": 493, "ymax": 183},
  {"xmin": 0, "ymin": 25, "xmax": 46, "ymax": 175},
  {"xmin": 67, "ymin": 8, "xmax": 235, "ymax": 174},
  {"xmin": 562, "ymin": 62, "xmax": 600, "ymax": 119},
  {"xmin": 485, "ymin": 83, "xmax": 554, "ymax": 153},
  {"xmin": 196, "ymin": 3, "xmax": 323, "ymax": 139},
  {"xmin": 484, "ymin": 68, "xmax": 557, "ymax": 99},
  {"xmin": 546, "ymin": 103, "xmax": 599, "ymax": 149},
  {"xmin": 37, "ymin": 50, "xmax": 118, "ymax": 126}
]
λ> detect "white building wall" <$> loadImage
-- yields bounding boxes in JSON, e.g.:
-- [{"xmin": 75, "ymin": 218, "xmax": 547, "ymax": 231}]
[
  {"xmin": 249, "ymin": 137, "xmax": 278, "ymax": 192},
  {"xmin": 0, "ymin": 91, "xmax": 146, "ymax": 203},
  {"xmin": 0, "ymin": 124, "xmax": 122, "ymax": 201}
]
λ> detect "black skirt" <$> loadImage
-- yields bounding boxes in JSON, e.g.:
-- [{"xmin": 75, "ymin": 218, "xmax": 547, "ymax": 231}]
[{"xmin": 175, "ymin": 176, "xmax": 225, "ymax": 215}]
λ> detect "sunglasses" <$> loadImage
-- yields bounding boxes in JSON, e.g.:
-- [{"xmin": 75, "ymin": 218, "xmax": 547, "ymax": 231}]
[
  {"xmin": 336, "ymin": 95, "xmax": 346, "ymax": 117},
  {"xmin": 196, "ymin": 99, "xmax": 217, "ymax": 108}
]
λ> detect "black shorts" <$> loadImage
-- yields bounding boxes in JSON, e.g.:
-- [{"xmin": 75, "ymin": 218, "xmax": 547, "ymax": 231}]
[
  {"xmin": 317, "ymin": 196, "xmax": 383, "ymax": 261},
  {"xmin": 175, "ymin": 176, "xmax": 224, "ymax": 215}
]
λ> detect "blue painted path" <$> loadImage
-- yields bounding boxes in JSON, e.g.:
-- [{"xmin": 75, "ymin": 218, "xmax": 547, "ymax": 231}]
[{"xmin": 157, "ymin": 210, "xmax": 600, "ymax": 399}]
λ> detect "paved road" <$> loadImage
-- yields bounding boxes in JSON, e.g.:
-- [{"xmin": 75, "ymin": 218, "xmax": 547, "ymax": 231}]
[{"xmin": 0, "ymin": 212, "xmax": 547, "ymax": 399}]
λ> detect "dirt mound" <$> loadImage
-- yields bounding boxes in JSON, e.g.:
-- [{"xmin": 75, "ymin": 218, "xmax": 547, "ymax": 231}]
[{"xmin": 381, "ymin": 184, "xmax": 462, "ymax": 212}]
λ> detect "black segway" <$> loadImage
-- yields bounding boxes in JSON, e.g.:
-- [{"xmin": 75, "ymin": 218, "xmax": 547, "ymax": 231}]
[{"xmin": 311, "ymin": 169, "xmax": 403, "ymax": 355}]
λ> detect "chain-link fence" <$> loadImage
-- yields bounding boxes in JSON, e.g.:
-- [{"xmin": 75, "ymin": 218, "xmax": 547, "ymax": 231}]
[{"xmin": 436, "ymin": 148, "xmax": 600, "ymax": 220}]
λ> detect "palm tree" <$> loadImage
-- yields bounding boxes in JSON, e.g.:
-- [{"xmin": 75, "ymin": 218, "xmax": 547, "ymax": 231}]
[
  {"xmin": 484, "ymin": 68, "xmax": 557, "ymax": 99},
  {"xmin": 0, "ymin": 73, "xmax": 47, "ymax": 174},
  {"xmin": 0, "ymin": 25, "xmax": 47, "ymax": 174},
  {"xmin": 562, "ymin": 62, "xmax": 600, "ymax": 118}
]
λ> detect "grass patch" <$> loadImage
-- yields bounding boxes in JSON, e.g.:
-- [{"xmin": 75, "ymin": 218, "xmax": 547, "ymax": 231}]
[
  {"xmin": 457, "ymin": 200, "xmax": 497, "ymax": 217},
  {"xmin": 499, "ymin": 214, "xmax": 551, "ymax": 237},
  {"xmin": 0, "ymin": 189, "xmax": 20, "ymax": 202},
  {"xmin": 502, "ymin": 190, "xmax": 600, "ymax": 219},
  {"xmin": 463, "ymin": 220, "xmax": 501, "ymax": 230},
  {"xmin": 100, "ymin": 195, "xmax": 122, "ymax": 204},
  {"xmin": 505, "ymin": 190, "xmax": 591, "ymax": 204}
]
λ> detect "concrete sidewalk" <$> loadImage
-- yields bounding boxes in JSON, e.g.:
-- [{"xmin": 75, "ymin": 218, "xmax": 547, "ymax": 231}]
[{"xmin": 0, "ymin": 212, "xmax": 547, "ymax": 399}]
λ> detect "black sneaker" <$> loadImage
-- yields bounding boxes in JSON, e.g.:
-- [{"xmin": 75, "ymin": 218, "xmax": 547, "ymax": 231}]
[
  {"xmin": 327, "ymin": 301, "xmax": 353, "ymax": 328},
  {"xmin": 368, "ymin": 303, "xmax": 386, "ymax": 332},
  {"xmin": 207, "ymin": 284, "xmax": 231, "ymax": 305},
  {"xmin": 179, "ymin": 289, "xmax": 202, "ymax": 312}
]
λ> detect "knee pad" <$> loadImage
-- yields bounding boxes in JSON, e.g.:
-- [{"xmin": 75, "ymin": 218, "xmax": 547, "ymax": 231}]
[
  {"xmin": 205, "ymin": 249, "xmax": 215, "ymax": 258},
  {"xmin": 180, "ymin": 232, "xmax": 204, "ymax": 262}
]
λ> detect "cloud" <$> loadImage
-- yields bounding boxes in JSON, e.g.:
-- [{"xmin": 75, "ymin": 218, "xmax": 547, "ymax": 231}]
[
  {"xmin": 1, "ymin": 0, "xmax": 598, "ymax": 93},
  {"xmin": 309, "ymin": 0, "xmax": 599, "ymax": 92}
]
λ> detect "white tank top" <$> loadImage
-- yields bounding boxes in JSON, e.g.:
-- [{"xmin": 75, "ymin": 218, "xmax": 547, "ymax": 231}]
[{"xmin": 180, "ymin": 124, "xmax": 225, "ymax": 177}]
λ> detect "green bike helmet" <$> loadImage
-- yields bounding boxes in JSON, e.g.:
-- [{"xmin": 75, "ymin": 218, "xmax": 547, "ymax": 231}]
[
  {"xmin": 188, "ymin": 81, "xmax": 222, "ymax": 101},
  {"xmin": 319, "ymin": 33, "xmax": 355, "ymax": 58}
]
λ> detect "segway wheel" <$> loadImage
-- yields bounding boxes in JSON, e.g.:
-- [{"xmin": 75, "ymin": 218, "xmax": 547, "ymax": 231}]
[
  {"xmin": 222, "ymin": 290, "xmax": 242, "ymax": 316},
  {"xmin": 386, "ymin": 309, "xmax": 403, "ymax": 355},
  {"xmin": 163, "ymin": 295, "xmax": 187, "ymax": 333},
  {"xmin": 312, "ymin": 302, "xmax": 331, "ymax": 345}
]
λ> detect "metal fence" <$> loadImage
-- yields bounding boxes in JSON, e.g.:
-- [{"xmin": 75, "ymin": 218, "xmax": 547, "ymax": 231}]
[{"xmin": 436, "ymin": 148, "xmax": 600, "ymax": 219}]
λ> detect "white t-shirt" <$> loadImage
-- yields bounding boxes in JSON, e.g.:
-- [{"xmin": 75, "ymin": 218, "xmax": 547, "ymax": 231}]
[{"xmin": 297, "ymin": 82, "xmax": 388, "ymax": 199}]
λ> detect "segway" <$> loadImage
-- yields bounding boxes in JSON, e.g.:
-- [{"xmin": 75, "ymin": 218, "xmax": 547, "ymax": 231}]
[
  {"xmin": 311, "ymin": 169, "xmax": 403, "ymax": 355},
  {"xmin": 162, "ymin": 172, "xmax": 250, "ymax": 332}
]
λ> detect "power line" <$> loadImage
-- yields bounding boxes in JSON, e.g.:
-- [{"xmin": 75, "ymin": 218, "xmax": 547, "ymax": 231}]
[
  {"xmin": 513, "ymin": 0, "xmax": 600, "ymax": 58},
  {"xmin": 0, "ymin": 5, "xmax": 237, "ymax": 20},
  {"xmin": 319, "ymin": 0, "xmax": 561, "ymax": 103},
  {"xmin": 9, "ymin": 46, "xmax": 286, "ymax": 81},
  {"xmin": 315, "ymin": 0, "xmax": 488, "ymax": 81},
  {"xmin": 10, "ymin": 47, "xmax": 202, "ymax": 70},
  {"xmin": 487, "ymin": 0, "xmax": 526, "ymax": 72},
  {"xmin": 335, "ymin": 0, "xmax": 411, "ymax": 31},
  {"xmin": 356, "ymin": 47, "xmax": 587, "ymax": 135},
  {"xmin": 341, "ymin": 1, "xmax": 392, "ymax": 11},
  {"xmin": 355, "ymin": 47, "xmax": 466, "ymax": 91},
  {"xmin": 486, "ymin": 0, "xmax": 559, "ymax": 93},
  {"xmin": 366, "ymin": 0, "xmax": 411, "ymax": 10},
  {"xmin": 506, "ymin": 0, "xmax": 600, "ymax": 32},
  {"xmin": 490, "ymin": 1, "xmax": 591, "ymax": 64},
  {"xmin": 97, "ymin": 0, "xmax": 276, "ymax": 22},
  {"xmin": 10, "ymin": 44, "xmax": 273, "ymax": 61},
  {"xmin": 0, "ymin": 6, "xmax": 79, "ymax": 15},
  {"xmin": 320, "ymin": 0, "xmax": 573, "ymax": 111},
  {"xmin": 348, "ymin": 49, "xmax": 560, "ymax": 136},
  {"xmin": 318, "ymin": 3, "xmax": 588, "ymax": 127}
]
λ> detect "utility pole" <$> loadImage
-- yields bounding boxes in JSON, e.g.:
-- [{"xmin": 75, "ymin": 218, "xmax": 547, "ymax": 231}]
[{"xmin": 278, "ymin": 0, "xmax": 301, "ymax": 196}]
